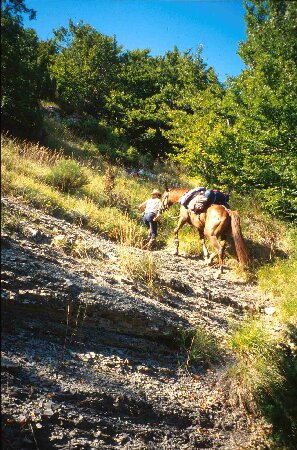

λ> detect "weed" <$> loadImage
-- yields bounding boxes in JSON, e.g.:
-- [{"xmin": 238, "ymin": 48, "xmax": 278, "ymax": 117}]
[
  {"xmin": 1, "ymin": 204, "xmax": 25, "ymax": 234},
  {"xmin": 47, "ymin": 159, "xmax": 89, "ymax": 193},
  {"xmin": 119, "ymin": 249, "xmax": 158, "ymax": 287},
  {"xmin": 228, "ymin": 317, "xmax": 283, "ymax": 411},
  {"xmin": 179, "ymin": 327, "xmax": 222, "ymax": 368}
]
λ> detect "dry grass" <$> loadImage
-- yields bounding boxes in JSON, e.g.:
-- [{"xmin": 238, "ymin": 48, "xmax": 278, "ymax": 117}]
[
  {"xmin": 227, "ymin": 317, "xmax": 283, "ymax": 410},
  {"xmin": 1, "ymin": 135, "xmax": 148, "ymax": 246},
  {"xmin": 118, "ymin": 248, "xmax": 159, "ymax": 292}
]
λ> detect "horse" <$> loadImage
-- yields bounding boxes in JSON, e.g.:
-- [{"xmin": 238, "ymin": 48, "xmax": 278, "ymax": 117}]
[{"xmin": 160, "ymin": 188, "xmax": 249, "ymax": 278}]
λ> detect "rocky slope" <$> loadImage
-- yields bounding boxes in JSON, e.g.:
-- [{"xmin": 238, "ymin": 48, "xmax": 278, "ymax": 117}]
[{"xmin": 1, "ymin": 197, "xmax": 268, "ymax": 449}]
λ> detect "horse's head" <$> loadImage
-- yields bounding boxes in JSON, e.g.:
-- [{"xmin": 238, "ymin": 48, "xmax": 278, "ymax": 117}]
[{"xmin": 159, "ymin": 189, "xmax": 170, "ymax": 214}]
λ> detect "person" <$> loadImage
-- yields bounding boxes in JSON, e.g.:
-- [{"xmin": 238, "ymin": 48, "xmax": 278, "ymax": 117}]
[{"xmin": 138, "ymin": 189, "xmax": 162, "ymax": 249}]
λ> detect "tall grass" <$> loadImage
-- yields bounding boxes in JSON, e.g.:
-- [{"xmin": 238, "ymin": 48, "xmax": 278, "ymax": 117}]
[
  {"xmin": 1, "ymin": 134, "xmax": 149, "ymax": 245},
  {"xmin": 228, "ymin": 317, "xmax": 283, "ymax": 410},
  {"xmin": 180, "ymin": 327, "xmax": 222, "ymax": 368},
  {"xmin": 118, "ymin": 249, "xmax": 159, "ymax": 292},
  {"xmin": 257, "ymin": 229, "xmax": 297, "ymax": 325}
]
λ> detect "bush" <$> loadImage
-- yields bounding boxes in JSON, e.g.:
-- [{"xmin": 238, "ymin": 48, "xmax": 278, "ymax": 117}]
[
  {"xmin": 257, "ymin": 187, "xmax": 297, "ymax": 223},
  {"xmin": 256, "ymin": 325, "xmax": 297, "ymax": 449},
  {"xmin": 47, "ymin": 159, "xmax": 88, "ymax": 193},
  {"xmin": 180, "ymin": 327, "xmax": 222, "ymax": 368},
  {"xmin": 66, "ymin": 118, "xmax": 115, "ymax": 143}
]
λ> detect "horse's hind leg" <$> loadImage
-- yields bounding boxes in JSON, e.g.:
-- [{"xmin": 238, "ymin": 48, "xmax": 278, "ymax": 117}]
[
  {"xmin": 198, "ymin": 229, "xmax": 209, "ymax": 261},
  {"xmin": 207, "ymin": 236, "xmax": 226, "ymax": 279},
  {"xmin": 173, "ymin": 214, "xmax": 188, "ymax": 255}
]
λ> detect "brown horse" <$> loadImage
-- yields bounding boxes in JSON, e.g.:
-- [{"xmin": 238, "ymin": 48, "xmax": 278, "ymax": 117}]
[{"xmin": 160, "ymin": 188, "xmax": 249, "ymax": 277}]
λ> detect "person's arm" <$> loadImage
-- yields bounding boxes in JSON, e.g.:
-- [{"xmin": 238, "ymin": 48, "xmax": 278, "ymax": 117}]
[
  {"xmin": 138, "ymin": 201, "xmax": 147, "ymax": 212},
  {"xmin": 153, "ymin": 199, "xmax": 161, "ymax": 221}
]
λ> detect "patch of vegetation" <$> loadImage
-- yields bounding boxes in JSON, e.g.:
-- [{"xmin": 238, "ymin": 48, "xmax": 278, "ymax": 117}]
[
  {"xmin": 46, "ymin": 159, "xmax": 89, "ymax": 193},
  {"xmin": 119, "ymin": 249, "xmax": 159, "ymax": 288},
  {"xmin": 257, "ymin": 229, "xmax": 297, "ymax": 324},
  {"xmin": 228, "ymin": 316, "xmax": 297, "ymax": 447},
  {"xmin": 228, "ymin": 318, "xmax": 282, "ymax": 408},
  {"xmin": 180, "ymin": 327, "xmax": 222, "ymax": 368},
  {"xmin": 1, "ymin": 204, "xmax": 25, "ymax": 234},
  {"xmin": 255, "ymin": 324, "xmax": 297, "ymax": 449}
]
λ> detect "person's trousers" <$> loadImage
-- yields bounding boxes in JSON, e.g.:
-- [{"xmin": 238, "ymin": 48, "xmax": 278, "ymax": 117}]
[{"xmin": 143, "ymin": 212, "xmax": 158, "ymax": 238}]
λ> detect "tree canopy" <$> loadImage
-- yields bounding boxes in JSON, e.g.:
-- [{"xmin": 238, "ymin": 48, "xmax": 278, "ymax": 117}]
[{"xmin": 1, "ymin": 0, "xmax": 296, "ymax": 220}]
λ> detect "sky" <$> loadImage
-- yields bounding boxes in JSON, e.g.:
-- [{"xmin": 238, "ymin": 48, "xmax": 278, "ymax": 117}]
[{"xmin": 23, "ymin": 0, "xmax": 247, "ymax": 83}]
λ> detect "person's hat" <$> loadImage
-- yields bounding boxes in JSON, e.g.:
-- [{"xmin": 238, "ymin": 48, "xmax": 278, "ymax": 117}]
[{"xmin": 151, "ymin": 189, "xmax": 161, "ymax": 197}]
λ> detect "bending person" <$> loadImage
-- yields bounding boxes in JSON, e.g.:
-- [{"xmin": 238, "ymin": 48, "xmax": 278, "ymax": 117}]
[{"xmin": 138, "ymin": 189, "xmax": 162, "ymax": 249}]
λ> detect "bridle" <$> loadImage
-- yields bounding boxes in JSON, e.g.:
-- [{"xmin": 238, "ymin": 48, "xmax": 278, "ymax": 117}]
[
  {"xmin": 159, "ymin": 191, "xmax": 181, "ymax": 219},
  {"xmin": 159, "ymin": 191, "xmax": 169, "ymax": 214}
]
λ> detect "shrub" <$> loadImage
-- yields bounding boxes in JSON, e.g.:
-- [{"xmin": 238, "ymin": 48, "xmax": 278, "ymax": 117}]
[
  {"xmin": 256, "ymin": 325, "xmax": 297, "ymax": 449},
  {"xmin": 47, "ymin": 159, "xmax": 88, "ymax": 193},
  {"xmin": 228, "ymin": 317, "xmax": 283, "ymax": 414},
  {"xmin": 119, "ymin": 250, "xmax": 158, "ymax": 287},
  {"xmin": 66, "ymin": 117, "xmax": 115, "ymax": 144},
  {"xmin": 257, "ymin": 187, "xmax": 297, "ymax": 223},
  {"xmin": 180, "ymin": 327, "xmax": 222, "ymax": 368}
]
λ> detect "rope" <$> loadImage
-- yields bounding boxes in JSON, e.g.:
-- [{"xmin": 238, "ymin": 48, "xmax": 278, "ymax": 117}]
[{"xmin": 164, "ymin": 213, "xmax": 181, "ymax": 219}]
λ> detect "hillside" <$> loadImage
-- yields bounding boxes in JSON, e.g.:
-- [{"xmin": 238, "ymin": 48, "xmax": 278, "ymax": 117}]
[
  {"xmin": 2, "ymin": 196, "xmax": 272, "ymax": 450},
  {"xmin": 2, "ymin": 0, "xmax": 297, "ymax": 447},
  {"xmin": 1, "ymin": 109, "xmax": 297, "ymax": 448}
]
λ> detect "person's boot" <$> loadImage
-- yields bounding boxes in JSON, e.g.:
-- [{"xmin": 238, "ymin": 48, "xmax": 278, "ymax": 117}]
[{"xmin": 148, "ymin": 237, "xmax": 156, "ymax": 250}]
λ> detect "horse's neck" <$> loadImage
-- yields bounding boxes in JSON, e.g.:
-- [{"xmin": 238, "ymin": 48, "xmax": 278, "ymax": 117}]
[{"xmin": 169, "ymin": 189, "xmax": 188, "ymax": 204}]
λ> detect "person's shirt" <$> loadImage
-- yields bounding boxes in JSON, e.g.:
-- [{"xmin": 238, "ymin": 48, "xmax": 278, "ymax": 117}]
[{"xmin": 144, "ymin": 198, "xmax": 161, "ymax": 214}]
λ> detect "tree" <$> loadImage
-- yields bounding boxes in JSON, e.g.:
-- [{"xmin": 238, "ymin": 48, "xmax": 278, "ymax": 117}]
[
  {"xmin": 1, "ymin": 0, "xmax": 42, "ymax": 137},
  {"xmin": 50, "ymin": 21, "xmax": 122, "ymax": 115},
  {"xmin": 106, "ymin": 46, "xmax": 216, "ymax": 158},
  {"xmin": 165, "ymin": 0, "xmax": 297, "ymax": 220}
]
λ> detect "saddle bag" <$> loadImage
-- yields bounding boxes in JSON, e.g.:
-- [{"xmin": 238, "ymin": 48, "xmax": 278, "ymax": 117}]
[
  {"xmin": 179, "ymin": 187, "xmax": 206, "ymax": 207},
  {"xmin": 205, "ymin": 189, "xmax": 230, "ymax": 206}
]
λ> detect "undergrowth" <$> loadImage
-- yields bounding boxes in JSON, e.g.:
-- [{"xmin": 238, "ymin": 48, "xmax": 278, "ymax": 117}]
[{"xmin": 179, "ymin": 327, "xmax": 222, "ymax": 368}]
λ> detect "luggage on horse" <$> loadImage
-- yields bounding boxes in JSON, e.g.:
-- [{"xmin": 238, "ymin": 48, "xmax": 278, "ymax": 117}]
[
  {"xmin": 191, "ymin": 189, "xmax": 230, "ymax": 214},
  {"xmin": 179, "ymin": 187, "xmax": 206, "ymax": 207},
  {"xmin": 205, "ymin": 189, "xmax": 230, "ymax": 206}
]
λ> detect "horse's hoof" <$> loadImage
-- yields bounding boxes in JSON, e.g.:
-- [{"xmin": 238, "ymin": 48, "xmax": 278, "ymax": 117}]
[{"xmin": 214, "ymin": 268, "xmax": 223, "ymax": 279}]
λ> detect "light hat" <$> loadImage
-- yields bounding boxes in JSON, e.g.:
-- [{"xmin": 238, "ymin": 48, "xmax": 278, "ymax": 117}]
[{"xmin": 151, "ymin": 189, "xmax": 161, "ymax": 197}]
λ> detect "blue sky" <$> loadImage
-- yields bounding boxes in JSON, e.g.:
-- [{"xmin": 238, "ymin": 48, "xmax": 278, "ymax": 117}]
[{"xmin": 23, "ymin": 0, "xmax": 247, "ymax": 82}]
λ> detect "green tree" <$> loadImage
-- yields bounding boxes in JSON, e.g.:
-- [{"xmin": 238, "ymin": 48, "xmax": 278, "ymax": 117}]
[
  {"xmin": 165, "ymin": 0, "xmax": 297, "ymax": 220},
  {"xmin": 37, "ymin": 39, "xmax": 57, "ymax": 100},
  {"xmin": 1, "ymin": 0, "xmax": 42, "ymax": 137},
  {"xmin": 106, "ymin": 46, "xmax": 215, "ymax": 158},
  {"xmin": 50, "ymin": 21, "xmax": 122, "ymax": 115}
]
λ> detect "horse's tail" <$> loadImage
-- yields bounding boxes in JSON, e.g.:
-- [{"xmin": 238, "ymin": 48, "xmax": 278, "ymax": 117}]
[{"xmin": 230, "ymin": 210, "xmax": 249, "ymax": 267}]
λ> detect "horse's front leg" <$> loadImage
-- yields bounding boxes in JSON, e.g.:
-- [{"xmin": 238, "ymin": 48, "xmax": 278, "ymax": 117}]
[{"xmin": 173, "ymin": 213, "xmax": 188, "ymax": 256}]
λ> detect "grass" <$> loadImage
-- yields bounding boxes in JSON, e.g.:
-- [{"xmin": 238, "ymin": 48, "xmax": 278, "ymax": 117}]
[
  {"xmin": 257, "ymin": 231, "xmax": 297, "ymax": 325},
  {"xmin": 119, "ymin": 248, "xmax": 158, "ymax": 286},
  {"xmin": 180, "ymin": 327, "xmax": 222, "ymax": 368},
  {"xmin": 1, "ymin": 134, "xmax": 149, "ymax": 246},
  {"xmin": 228, "ymin": 317, "xmax": 283, "ymax": 410}
]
